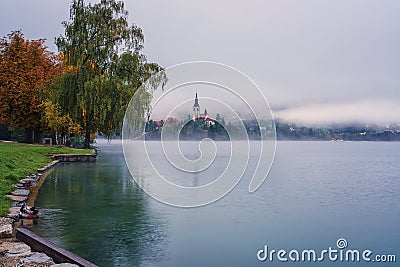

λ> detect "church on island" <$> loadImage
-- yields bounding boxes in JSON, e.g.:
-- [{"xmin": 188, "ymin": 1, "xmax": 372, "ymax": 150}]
[
  {"xmin": 192, "ymin": 92, "xmax": 215, "ymax": 125},
  {"xmin": 145, "ymin": 92, "xmax": 229, "ymax": 140}
]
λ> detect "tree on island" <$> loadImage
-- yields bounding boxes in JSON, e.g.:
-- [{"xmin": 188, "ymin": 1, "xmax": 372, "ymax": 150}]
[
  {"xmin": 55, "ymin": 0, "xmax": 163, "ymax": 148},
  {"xmin": 144, "ymin": 117, "xmax": 230, "ymax": 141}
]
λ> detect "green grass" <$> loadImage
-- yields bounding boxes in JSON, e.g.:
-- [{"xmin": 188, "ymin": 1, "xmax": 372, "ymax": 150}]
[{"xmin": 0, "ymin": 142, "xmax": 93, "ymax": 215}]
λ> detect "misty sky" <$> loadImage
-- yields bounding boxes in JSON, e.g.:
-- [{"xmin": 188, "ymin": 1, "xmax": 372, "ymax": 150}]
[{"xmin": 1, "ymin": 0, "xmax": 399, "ymax": 125}]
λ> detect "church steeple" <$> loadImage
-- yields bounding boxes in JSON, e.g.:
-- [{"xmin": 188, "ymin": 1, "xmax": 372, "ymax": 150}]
[
  {"xmin": 194, "ymin": 92, "xmax": 199, "ymax": 107},
  {"xmin": 193, "ymin": 92, "xmax": 200, "ymax": 119}
]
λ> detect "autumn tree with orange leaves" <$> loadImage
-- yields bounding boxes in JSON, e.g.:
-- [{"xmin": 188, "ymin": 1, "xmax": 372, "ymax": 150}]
[{"xmin": 0, "ymin": 30, "xmax": 61, "ymax": 143}]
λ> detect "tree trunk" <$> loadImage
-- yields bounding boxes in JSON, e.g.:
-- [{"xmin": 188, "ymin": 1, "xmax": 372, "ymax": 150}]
[
  {"xmin": 33, "ymin": 128, "xmax": 41, "ymax": 143},
  {"xmin": 55, "ymin": 132, "xmax": 59, "ymax": 146},
  {"xmin": 84, "ymin": 124, "xmax": 91, "ymax": 148},
  {"xmin": 84, "ymin": 110, "xmax": 92, "ymax": 148},
  {"xmin": 24, "ymin": 128, "xmax": 33, "ymax": 143}
]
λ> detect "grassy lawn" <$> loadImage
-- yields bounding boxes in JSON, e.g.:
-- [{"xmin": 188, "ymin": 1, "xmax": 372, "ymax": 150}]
[{"xmin": 0, "ymin": 142, "xmax": 93, "ymax": 215}]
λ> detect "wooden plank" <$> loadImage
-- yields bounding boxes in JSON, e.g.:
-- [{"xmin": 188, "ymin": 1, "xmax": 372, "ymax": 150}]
[{"xmin": 16, "ymin": 228, "xmax": 98, "ymax": 267}]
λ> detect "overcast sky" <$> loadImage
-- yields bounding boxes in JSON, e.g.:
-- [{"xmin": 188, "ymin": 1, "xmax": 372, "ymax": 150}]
[{"xmin": 1, "ymin": 0, "xmax": 399, "ymax": 125}]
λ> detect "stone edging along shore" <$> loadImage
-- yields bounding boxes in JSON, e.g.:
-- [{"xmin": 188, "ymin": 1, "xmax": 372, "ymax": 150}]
[{"xmin": 0, "ymin": 150, "xmax": 97, "ymax": 267}]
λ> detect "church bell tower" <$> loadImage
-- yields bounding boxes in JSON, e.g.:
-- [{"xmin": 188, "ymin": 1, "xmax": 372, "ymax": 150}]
[{"xmin": 193, "ymin": 92, "xmax": 200, "ymax": 120}]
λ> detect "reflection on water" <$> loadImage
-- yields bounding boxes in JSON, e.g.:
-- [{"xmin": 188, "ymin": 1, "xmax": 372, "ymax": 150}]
[
  {"xmin": 30, "ymin": 141, "xmax": 400, "ymax": 267},
  {"xmin": 30, "ymin": 142, "xmax": 167, "ymax": 266}
]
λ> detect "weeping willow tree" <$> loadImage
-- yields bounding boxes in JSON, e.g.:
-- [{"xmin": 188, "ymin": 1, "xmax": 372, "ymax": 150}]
[{"xmin": 55, "ymin": 0, "xmax": 163, "ymax": 148}]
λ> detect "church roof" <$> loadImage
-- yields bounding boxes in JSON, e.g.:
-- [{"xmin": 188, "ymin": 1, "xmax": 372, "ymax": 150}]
[{"xmin": 200, "ymin": 114, "xmax": 215, "ymax": 122}]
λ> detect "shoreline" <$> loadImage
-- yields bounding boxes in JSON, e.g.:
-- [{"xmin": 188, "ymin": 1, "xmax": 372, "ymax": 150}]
[{"xmin": 0, "ymin": 150, "xmax": 97, "ymax": 266}]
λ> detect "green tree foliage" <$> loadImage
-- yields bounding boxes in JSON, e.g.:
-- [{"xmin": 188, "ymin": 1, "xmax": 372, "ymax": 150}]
[
  {"xmin": 42, "ymin": 100, "xmax": 82, "ymax": 145},
  {"xmin": 56, "ymin": 0, "xmax": 163, "ymax": 147}
]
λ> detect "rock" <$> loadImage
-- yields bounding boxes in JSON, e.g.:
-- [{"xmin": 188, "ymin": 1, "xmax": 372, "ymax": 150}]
[
  {"xmin": 0, "ymin": 242, "xmax": 32, "ymax": 257},
  {"xmin": 37, "ymin": 167, "xmax": 47, "ymax": 173},
  {"xmin": 20, "ymin": 178, "xmax": 36, "ymax": 184},
  {"xmin": 0, "ymin": 217, "xmax": 14, "ymax": 238},
  {"xmin": 8, "ymin": 206, "xmax": 20, "ymax": 216},
  {"xmin": 13, "ymin": 183, "xmax": 26, "ymax": 189},
  {"xmin": 52, "ymin": 154, "xmax": 96, "ymax": 162},
  {"xmin": 0, "ymin": 223, "xmax": 13, "ymax": 237},
  {"xmin": 11, "ymin": 189, "xmax": 30, "ymax": 196},
  {"xmin": 20, "ymin": 252, "xmax": 54, "ymax": 264},
  {"xmin": 6, "ymin": 195, "xmax": 28, "ymax": 202},
  {"xmin": 11, "ymin": 201, "xmax": 20, "ymax": 207}
]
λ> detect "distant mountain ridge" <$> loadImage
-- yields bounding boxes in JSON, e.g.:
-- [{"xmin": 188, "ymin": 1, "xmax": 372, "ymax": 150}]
[{"xmin": 275, "ymin": 121, "xmax": 400, "ymax": 141}]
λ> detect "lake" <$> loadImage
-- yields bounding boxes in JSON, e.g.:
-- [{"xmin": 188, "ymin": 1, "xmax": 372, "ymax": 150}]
[{"xmin": 29, "ymin": 141, "xmax": 400, "ymax": 266}]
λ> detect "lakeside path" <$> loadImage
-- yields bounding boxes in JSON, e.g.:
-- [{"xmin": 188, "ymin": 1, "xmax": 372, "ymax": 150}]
[{"xmin": 0, "ymin": 141, "xmax": 95, "ymax": 266}]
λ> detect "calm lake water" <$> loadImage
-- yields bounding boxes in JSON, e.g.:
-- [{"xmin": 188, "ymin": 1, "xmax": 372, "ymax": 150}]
[{"xmin": 30, "ymin": 141, "xmax": 400, "ymax": 266}]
